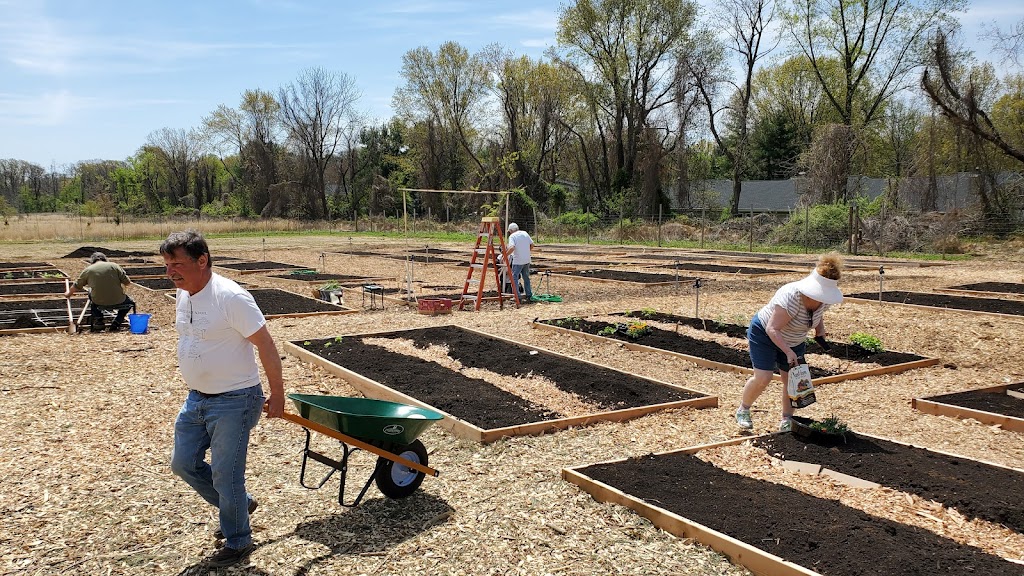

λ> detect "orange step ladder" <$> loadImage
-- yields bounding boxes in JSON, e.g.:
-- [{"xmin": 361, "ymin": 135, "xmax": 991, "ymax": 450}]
[{"xmin": 458, "ymin": 217, "xmax": 520, "ymax": 311}]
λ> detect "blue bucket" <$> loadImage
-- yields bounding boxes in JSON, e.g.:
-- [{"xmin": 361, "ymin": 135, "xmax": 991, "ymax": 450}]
[{"xmin": 127, "ymin": 313, "xmax": 151, "ymax": 334}]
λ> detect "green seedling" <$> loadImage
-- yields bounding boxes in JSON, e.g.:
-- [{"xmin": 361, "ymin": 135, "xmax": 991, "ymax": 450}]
[
  {"xmin": 639, "ymin": 307, "xmax": 657, "ymax": 319},
  {"xmin": 809, "ymin": 414, "xmax": 850, "ymax": 437},
  {"xmin": 303, "ymin": 341, "xmax": 311, "ymax": 346},
  {"xmin": 598, "ymin": 326, "xmax": 617, "ymax": 336},
  {"xmin": 850, "ymin": 332, "xmax": 883, "ymax": 353}
]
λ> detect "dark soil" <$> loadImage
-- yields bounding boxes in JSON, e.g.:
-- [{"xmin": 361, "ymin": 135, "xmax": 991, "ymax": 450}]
[
  {"xmin": 122, "ymin": 266, "xmax": 168, "ymax": 276},
  {"xmin": 297, "ymin": 337, "xmax": 559, "ymax": 428},
  {"xmin": 0, "ymin": 269, "xmax": 67, "ymax": 280},
  {"xmin": 267, "ymin": 272, "xmax": 383, "ymax": 283},
  {"xmin": 924, "ymin": 388, "xmax": 1024, "ymax": 419},
  {"xmin": 132, "ymin": 278, "xmax": 177, "ymax": 291},
  {"xmin": 384, "ymin": 254, "xmax": 461, "ymax": 264},
  {"xmin": 403, "ymin": 248, "xmax": 463, "ymax": 255},
  {"xmin": 217, "ymin": 261, "xmax": 312, "ymax": 271},
  {"xmin": 246, "ymin": 289, "xmax": 349, "ymax": 316},
  {"xmin": 579, "ymin": 453, "xmax": 1024, "ymax": 576},
  {"xmin": 0, "ymin": 262, "xmax": 51, "ymax": 269},
  {"xmin": 548, "ymin": 260, "xmax": 624, "ymax": 266},
  {"xmin": 0, "ymin": 282, "xmax": 65, "ymax": 296},
  {"xmin": 755, "ymin": 432, "xmax": 1024, "ymax": 533},
  {"xmin": 0, "ymin": 297, "xmax": 88, "ymax": 330},
  {"xmin": 557, "ymin": 269, "xmax": 696, "ymax": 284},
  {"xmin": 847, "ymin": 290, "xmax": 1024, "ymax": 316},
  {"xmin": 653, "ymin": 262, "xmax": 796, "ymax": 275},
  {"xmin": 617, "ymin": 311, "xmax": 927, "ymax": 365},
  {"xmin": 948, "ymin": 282, "xmax": 1024, "ymax": 294},
  {"xmin": 542, "ymin": 317, "xmax": 837, "ymax": 378},
  {"xmin": 330, "ymin": 250, "xmax": 386, "ymax": 257},
  {"xmin": 398, "ymin": 325, "xmax": 701, "ymax": 407},
  {"xmin": 62, "ymin": 246, "xmax": 155, "ymax": 258},
  {"xmin": 294, "ymin": 325, "xmax": 704, "ymax": 429}
]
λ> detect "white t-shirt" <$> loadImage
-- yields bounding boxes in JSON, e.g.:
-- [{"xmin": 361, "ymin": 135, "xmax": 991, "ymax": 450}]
[
  {"xmin": 175, "ymin": 273, "xmax": 266, "ymax": 394},
  {"xmin": 508, "ymin": 230, "xmax": 533, "ymax": 265},
  {"xmin": 755, "ymin": 282, "xmax": 831, "ymax": 347}
]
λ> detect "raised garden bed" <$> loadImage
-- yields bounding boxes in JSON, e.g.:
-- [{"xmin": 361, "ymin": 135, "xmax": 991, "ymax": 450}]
[
  {"xmin": 383, "ymin": 254, "xmax": 461, "ymax": 264},
  {"xmin": 61, "ymin": 246, "xmax": 155, "ymax": 258},
  {"xmin": 132, "ymin": 278, "xmax": 178, "ymax": 292},
  {"xmin": 846, "ymin": 290, "xmax": 1024, "ymax": 318},
  {"xmin": 0, "ymin": 297, "xmax": 88, "ymax": 334},
  {"xmin": 164, "ymin": 288, "xmax": 356, "ymax": 318},
  {"xmin": 754, "ymin": 431, "xmax": 1024, "ymax": 532},
  {"xmin": 285, "ymin": 325, "xmax": 716, "ymax": 443},
  {"xmin": 566, "ymin": 437, "xmax": 1024, "ymax": 576},
  {"xmin": 939, "ymin": 282, "xmax": 1024, "ymax": 298},
  {"xmin": 913, "ymin": 383, "xmax": 1024, "ymax": 433},
  {"xmin": 0, "ymin": 262, "xmax": 54, "ymax": 271},
  {"xmin": 267, "ymin": 272, "xmax": 392, "ymax": 284},
  {"xmin": 552, "ymin": 268, "xmax": 697, "ymax": 286},
  {"xmin": 0, "ymin": 281, "xmax": 66, "ymax": 298},
  {"xmin": 650, "ymin": 262, "xmax": 797, "ymax": 276},
  {"xmin": 534, "ymin": 312, "xmax": 938, "ymax": 384},
  {"xmin": 121, "ymin": 266, "xmax": 168, "ymax": 278},
  {"xmin": 215, "ymin": 261, "xmax": 314, "ymax": 274},
  {"xmin": 0, "ymin": 268, "xmax": 68, "ymax": 282}
]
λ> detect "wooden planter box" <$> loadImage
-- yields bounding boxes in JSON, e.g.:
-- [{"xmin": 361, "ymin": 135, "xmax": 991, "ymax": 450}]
[
  {"xmin": 531, "ymin": 318, "xmax": 940, "ymax": 385},
  {"xmin": 284, "ymin": 326, "xmax": 717, "ymax": 443},
  {"xmin": 913, "ymin": 383, "xmax": 1024, "ymax": 433}
]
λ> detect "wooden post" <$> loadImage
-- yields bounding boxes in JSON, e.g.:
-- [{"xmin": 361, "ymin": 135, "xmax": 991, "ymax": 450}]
[
  {"xmin": 748, "ymin": 208, "xmax": 754, "ymax": 252},
  {"xmin": 657, "ymin": 205, "xmax": 662, "ymax": 247}
]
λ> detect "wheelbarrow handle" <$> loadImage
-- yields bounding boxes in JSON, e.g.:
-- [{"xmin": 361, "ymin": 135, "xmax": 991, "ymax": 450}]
[{"xmin": 278, "ymin": 411, "xmax": 439, "ymax": 477}]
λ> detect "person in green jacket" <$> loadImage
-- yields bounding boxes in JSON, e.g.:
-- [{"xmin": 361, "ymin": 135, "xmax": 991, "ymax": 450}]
[{"xmin": 64, "ymin": 252, "xmax": 135, "ymax": 331}]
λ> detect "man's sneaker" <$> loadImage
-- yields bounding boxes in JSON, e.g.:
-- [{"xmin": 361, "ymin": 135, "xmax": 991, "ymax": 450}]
[
  {"xmin": 735, "ymin": 408, "xmax": 753, "ymax": 430},
  {"xmin": 203, "ymin": 542, "xmax": 254, "ymax": 568},
  {"xmin": 213, "ymin": 497, "xmax": 258, "ymax": 540},
  {"xmin": 779, "ymin": 418, "xmax": 793, "ymax": 433}
]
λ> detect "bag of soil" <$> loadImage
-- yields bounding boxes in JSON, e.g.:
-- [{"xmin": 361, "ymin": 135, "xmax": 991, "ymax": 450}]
[{"xmin": 787, "ymin": 360, "xmax": 817, "ymax": 408}]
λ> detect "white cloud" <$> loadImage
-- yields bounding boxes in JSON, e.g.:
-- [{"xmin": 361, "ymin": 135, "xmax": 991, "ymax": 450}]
[
  {"xmin": 381, "ymin": 1, "xmax": 472, "ymax": 15},
  {"xmin": 492, "ymin": 9, "xmax": 558, "ymax": 32},
  {"xmin": 520, "ymin": 38, "xmax": 553, "ymax": 49},
  {"xmin": 0, "ymin": 90, "xmax": 183, "ymax": 126}
]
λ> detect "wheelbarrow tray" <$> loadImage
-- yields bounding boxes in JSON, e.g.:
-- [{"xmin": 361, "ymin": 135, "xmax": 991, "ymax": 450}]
[{"xmin": 289, "ymin": 393, "xmax": 443, "ymax": 446}]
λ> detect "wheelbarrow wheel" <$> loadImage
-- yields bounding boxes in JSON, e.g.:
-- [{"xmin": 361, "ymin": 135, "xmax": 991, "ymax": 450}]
[{"xmin": 374, "ymin": 439, "xmax": 428, "ymax": 499}]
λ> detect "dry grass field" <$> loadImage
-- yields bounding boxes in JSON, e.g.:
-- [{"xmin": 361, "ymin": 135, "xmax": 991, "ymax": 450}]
[{"xmin": 1, "ymin": 232, "xmax": 1022, "ymax": 575}]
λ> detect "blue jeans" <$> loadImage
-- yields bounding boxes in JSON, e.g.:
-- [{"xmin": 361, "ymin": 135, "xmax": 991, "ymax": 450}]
[
  {"xmin": 170, "ymin": 385, "xmax": 264, "ymax": 549},
  {"xmin": 747, "ymin": 315, "xmax": 805, "ymax": 372},
  {"xmin": 511, "ymin": 263, "xmax": 532, "ymax": 299}
]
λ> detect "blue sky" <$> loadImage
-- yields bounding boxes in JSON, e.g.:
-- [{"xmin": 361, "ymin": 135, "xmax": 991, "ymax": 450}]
[{"xmin": 0, "ymin": 0, "xmax": 1021, "ymax": 168}]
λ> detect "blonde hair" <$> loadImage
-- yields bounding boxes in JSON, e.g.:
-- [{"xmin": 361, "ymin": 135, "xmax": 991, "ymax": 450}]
[{"xmin": 816, "ymin": 252, "xmax": 843, "ymax": 280}]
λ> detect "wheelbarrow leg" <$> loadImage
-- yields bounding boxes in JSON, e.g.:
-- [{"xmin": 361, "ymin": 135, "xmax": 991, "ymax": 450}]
[{"xmin": 296, "ymin": 428, "xmax": 378, "ymax": 508}]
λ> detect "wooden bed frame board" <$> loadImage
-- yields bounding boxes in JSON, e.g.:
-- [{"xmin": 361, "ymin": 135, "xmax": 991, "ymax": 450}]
[
  {"xmin": 339, "ymin": 285, "xmax": 414, "ymax": 306},
  {"xmin": 0, "ymin": 325, "xmax": 70, "ymax": 336},
  {"xmin": 912, "ymin": 383, "xmax": 1024, "ymax": 433},
  {"xmin": 640, "ymin": 262, "xmax": 801, "ymax": 278},
  {"xmin": 283, "ymin": 325, "xmax": 717, "ymax": 444},
  {"xmin": 844, "ymin": 295, "xmax": 1024, "ymax": 322},
  {"xmin": 0, "ymin": 263, "xmax": 60, "ymax": 273},
  {"xmin": 531, "ymin": 320, "xmax": 941, "ymax": 385},
  {"xmin": 0, "ymin": 273, "xmax": 70, "ymax": 284},
  {"xmin": 269, "ymin": 274, "xmax": 394, "ymax": 287}
]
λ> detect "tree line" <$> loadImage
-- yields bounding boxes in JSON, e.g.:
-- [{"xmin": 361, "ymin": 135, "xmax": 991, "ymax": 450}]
[{"xmin": 1, "ymin": 0, "xmax": 1023, "ymax": 227}]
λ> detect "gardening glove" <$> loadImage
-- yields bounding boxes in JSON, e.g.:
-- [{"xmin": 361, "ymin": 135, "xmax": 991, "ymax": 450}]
[{"xmin": 814, "ymin": 335, "xmax": 831, "ymax": 351}]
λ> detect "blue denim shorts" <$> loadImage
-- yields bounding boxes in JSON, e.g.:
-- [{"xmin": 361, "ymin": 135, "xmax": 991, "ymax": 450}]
[{"xmin": 747, "ymin": 315, "xmax": 805, "ymax": 372}]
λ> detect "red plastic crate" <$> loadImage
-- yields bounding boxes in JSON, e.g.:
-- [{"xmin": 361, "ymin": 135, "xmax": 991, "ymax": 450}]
[{"xmin": 417, "ymin": 298, "xmax": 453, "ymax": 315}]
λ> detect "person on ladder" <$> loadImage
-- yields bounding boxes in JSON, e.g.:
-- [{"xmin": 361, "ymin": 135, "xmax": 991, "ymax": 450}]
[{"xmin": 507, "ymin": 222, "xmax": 534, "ymax": 302}]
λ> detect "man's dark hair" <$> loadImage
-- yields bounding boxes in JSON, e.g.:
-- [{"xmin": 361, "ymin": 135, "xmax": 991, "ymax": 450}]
[
  {"xmin": 160, "ymin": 230, "xmax": 212, "ymax": 268},
  {"xmin": 88, "ymin": 252, "xmax": 108, "ymax": 264}
]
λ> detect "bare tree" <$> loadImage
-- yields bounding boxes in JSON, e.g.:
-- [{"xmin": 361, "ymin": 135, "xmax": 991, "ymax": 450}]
[
  {"xmin": 146, "ymin": 127, "xmax": 204, "ymax": 207},
  {"xmin": 982, "ymin": 19, "xmax": 1024, "ymax": 67},
  {"xmin": 278, "ymin": 67, "xmax": 360, "ymax": 218},
  {"xmin": 922, "ymin": 31, "xmax": 1024, "ymax": 165},
  {"xmin": 686, "ymin": 0, "xmax": 777, "ymax": 216}
]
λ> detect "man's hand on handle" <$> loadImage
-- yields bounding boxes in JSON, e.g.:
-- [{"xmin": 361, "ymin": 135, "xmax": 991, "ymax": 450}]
[{"xmin": 264, "ymin": 393, "xmax": 285, "ymax": 418}]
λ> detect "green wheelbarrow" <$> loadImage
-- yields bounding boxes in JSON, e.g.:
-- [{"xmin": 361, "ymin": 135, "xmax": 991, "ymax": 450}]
[{"xmin": 284, "ymin": 393, "xmax": 444, "ymax": 507}]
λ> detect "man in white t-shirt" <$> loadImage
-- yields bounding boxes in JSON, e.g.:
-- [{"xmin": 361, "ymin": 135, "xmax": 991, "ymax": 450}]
[
  {"xmin": 507, "ymin": 222, "xmax": 534, "ymax": 301},
  {"xmin": 161, "ymin": 230, "xmax": 284, "ymax": 568}
]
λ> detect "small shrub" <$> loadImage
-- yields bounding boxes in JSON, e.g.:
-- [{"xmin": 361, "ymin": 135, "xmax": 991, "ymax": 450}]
[{"xmin": 849, "ymin": 332, "xmax": 883, "ymax": 353}]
